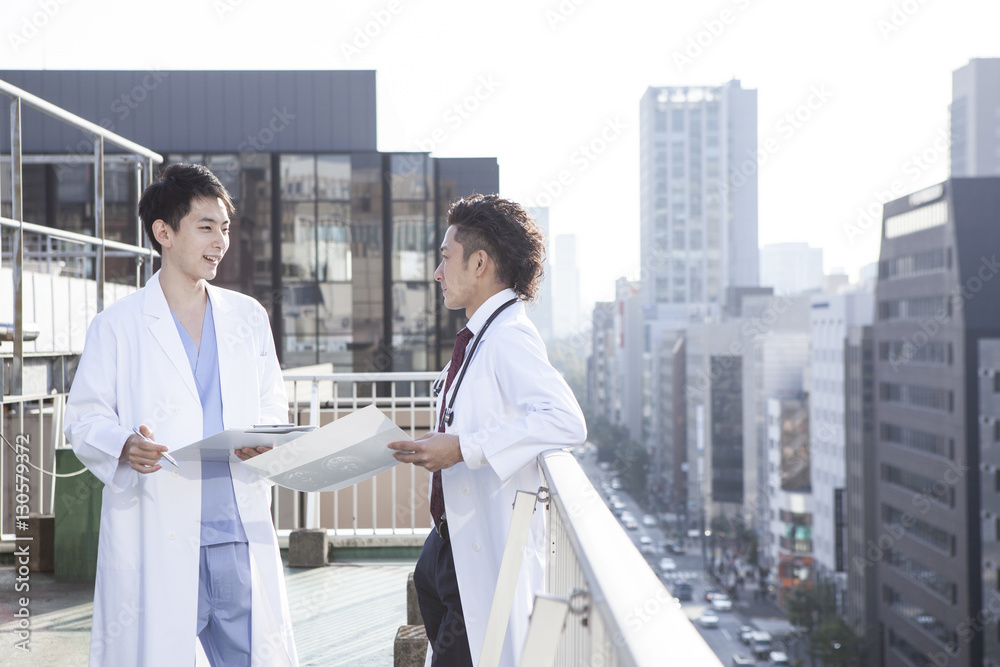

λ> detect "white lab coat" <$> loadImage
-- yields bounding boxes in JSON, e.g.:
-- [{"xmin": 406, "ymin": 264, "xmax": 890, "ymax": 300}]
[
  {"xmin": 436, "ymin": 290, "xmax": 587, "ymax": 666},
  {"xmin": 64, "ymin": 272, "xmax": 297, "ymax": 667}
]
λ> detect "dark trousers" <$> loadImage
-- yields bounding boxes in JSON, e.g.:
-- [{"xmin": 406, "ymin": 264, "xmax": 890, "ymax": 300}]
[{"xmin": 414, "ymin": 526, "xmax": 473, "ymax": 667}]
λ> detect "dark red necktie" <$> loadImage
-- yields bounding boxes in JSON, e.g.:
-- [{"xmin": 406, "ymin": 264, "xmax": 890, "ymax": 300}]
[{"xmin": 430, "ymin": 327, "xmax": 473, "ymax": 527}]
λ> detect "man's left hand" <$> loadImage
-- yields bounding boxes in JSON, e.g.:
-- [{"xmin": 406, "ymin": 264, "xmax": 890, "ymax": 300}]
[
  {"xmin": 388, "ymin": 433, "xmax": 463, "ymax": 473},
  {"xmin": 235, "ymin": 446, "xmax": 272, "ymax": 461}
]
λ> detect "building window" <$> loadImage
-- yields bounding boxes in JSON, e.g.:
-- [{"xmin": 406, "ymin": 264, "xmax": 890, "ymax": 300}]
[
  {"xmin": 879, "ymin": 383, "xmax": 952, "ymax": 412},
  {"xmin": 884, "ymin": 200, "xmax": 948, "ymax": 238}
]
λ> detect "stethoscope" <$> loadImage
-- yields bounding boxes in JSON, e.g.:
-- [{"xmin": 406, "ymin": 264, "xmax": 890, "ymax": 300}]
[{"xmin": 433, "ymin": 298, "xmax": 518, "ymax": 428}]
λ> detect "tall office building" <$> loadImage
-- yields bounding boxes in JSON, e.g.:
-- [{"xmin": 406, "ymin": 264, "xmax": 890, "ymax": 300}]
[
  {"xmin": 950, "ymin": 58, "xmax": 1000, "ymax": 177},
  {"xmin": 873, "ymin": 178, "xmax": 1000, "ymax": 667},
  {"xmin": 760, "ymin": 242, "xmax": 824, "ymax": 296},
  {"xmin": 639, "ymin": 80, "xmax": 758, "ymax": 313},
  {"xmin": 525, "ymin": 206, "xmax": 554, "ymax": 342},
  {"xmin": 809, "ymin": 290, "xmax": 874, "ymax": 607},
  {"xmin": 552, "ymin": 234, "xmax": 581, "ymax": 339},
  {"xmin": 0, "ymin": 70, "xmax": 499, "ymax": 373},
  {"xmin": 844, "ymin": 325, "xmax": 879, "ymax": 665}
]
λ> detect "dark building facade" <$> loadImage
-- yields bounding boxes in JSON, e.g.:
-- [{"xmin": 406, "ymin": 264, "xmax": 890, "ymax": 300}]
[
  {"xmin": 874, "ymin": 178, "xmax": 1000, "ymax": 667},
  {"xmin": 845, "ymin": 325, "xmax": 880, "ymax": 665},
  {"xmin": 0, "ymin": 70, "xmax": 500, "ymax": 372}
]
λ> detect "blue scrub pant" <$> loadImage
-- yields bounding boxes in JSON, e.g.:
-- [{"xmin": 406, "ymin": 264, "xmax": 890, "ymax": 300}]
[
  {"xmin": 196, "ymin": 541, "xmax": 253, "ymax": 667},
  {"xmin": 414, "ymin": 526, "xmax": 473, "ymax": 667}
]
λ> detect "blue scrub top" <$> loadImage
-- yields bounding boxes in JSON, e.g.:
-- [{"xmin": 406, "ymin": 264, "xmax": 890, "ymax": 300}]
[{"xmin": 172, "ymin": 298, "xmax": 248, "ymax": 546}]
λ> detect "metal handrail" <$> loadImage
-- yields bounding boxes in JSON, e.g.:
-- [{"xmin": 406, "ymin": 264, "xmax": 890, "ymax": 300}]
[
  {"xmin": 0, "ymin": 216, "xmax": 155, "ymax": 258},
  {"xmin": 0, "ymin": 79, "xmax": 162, "ymax": 162},
  {"xmin": 539, "ymin": 450, "xmax": 723, "ymax": 666}
]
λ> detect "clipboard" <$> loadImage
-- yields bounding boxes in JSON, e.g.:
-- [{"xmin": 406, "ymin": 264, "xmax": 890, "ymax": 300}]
[
  {"xmin": 242, "ymin": 404, "xmax": 413, "ymax": 492},
  {"xmin": 171, "ymin": 424, "xmax": 317, "ymax": 461}
]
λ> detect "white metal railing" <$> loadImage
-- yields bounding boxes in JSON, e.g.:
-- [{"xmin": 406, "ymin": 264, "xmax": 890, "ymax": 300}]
[
  {"xmin": 278, "ymin": 372, "xmax": 439, "ymax": 542},
  {"xmin": 538, "ymin": 450, "xmax": 722, "ymax": 667}
]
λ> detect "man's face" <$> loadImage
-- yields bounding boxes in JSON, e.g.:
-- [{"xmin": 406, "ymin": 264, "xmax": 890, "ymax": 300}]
[
  {"xmin": 159, "ymin": 196, "xmax": 230, "ymax": 283},
  {"xmin": 434, "ymin": 225, "xmax": 478, "ymax": 311}
]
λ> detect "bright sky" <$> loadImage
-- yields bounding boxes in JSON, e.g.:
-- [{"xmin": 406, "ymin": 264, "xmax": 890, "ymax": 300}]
[{"xmin": 5, "ymin": 0, "xmax": 999, "ymax": 312}]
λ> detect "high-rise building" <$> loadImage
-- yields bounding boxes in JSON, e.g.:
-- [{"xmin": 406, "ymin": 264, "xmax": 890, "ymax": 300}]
[
  {"xmin": 766, "ymin": 394, "xmax": 813, "ymax": 607},
  {"xmin": 809, "ymin": 290, "xmax": 874, "ymax": 608},
  {"xmin": 873, "ymin": 178, "xmax": 1000, "ymax": 667},
  {"xmin": 950, "ymin": 58, "xmax": 1000, "ymax": 177},
  {"xmin": 0, "ymin": 70, "xmax": 499, "ymax": 373},
  {"xmin": 760, "ymin": 242, "xmax": 824, "ymax": 296},
  {"xmin": 525, "ymin": 206, "xmax": 554, "ymax": 342},
  {"xmin": 844, "ymin": 325, "xmax": 879, "ymax": 665},
  {"xmin": 639, "ymin": 80, "xmax": 758, "ymax": 313},
  {"xmin": 552, "ymin": 234, "xmax": 581, "ymax": 339}
]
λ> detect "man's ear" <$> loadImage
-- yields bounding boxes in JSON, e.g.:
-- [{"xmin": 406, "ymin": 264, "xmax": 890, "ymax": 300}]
[
  {"xmin": 152, "ymin": 220, "xmax": 172, "ymax": 249},
  {"xmin": 474, "ymin": 250, "xmax": 489, "ymax": 277}
]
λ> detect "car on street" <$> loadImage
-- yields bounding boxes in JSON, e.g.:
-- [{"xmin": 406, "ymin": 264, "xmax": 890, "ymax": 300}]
[
  {"xmin": 638, "ymin": 535, "xmax": 653, "ymax": 545},
  {"xmin": 751, "ymin": 631, "xmax": 773, "ymax": 659},
  {"xmin": 659, "ymin": 557, "xmax": 677, "ymax": 573},
  {"xmin": 738, "ymin": 625, "xmax": 755, "ymax": 644},
  {"xmin": 610, "ymin": 477, "xmax": 623, "ymax": 490},
  {"xmin": 641, "ymin": 514, "xmax": 657, "ymax": 527},
  {"xmin": 769, "ymin": 651, "xmax": 790, "ymax": 666},
  {"xmin": 711, "ymin": 593, "xmax": 733, "ymax": 612},
  {"xmin": 611, "ymin": 501, "xmax": 627, "ymax": 516},
  {"xmin": 731, "ymin": 654, "xmax": 755, "ymax": 667},
  {"xmin": 698, "ymin": 611, "xmax": 720, "ymax": 628},
  {"xmin": 671, "ymin": 581, "xmax": 693, "ymax": 601},
  {"xmin": 704, "ymin": 586, "xmax": 718, "ymax": 602},
  {"xmin": 668, "ymin": 542, "xmax": 687, "ymax": 555}
]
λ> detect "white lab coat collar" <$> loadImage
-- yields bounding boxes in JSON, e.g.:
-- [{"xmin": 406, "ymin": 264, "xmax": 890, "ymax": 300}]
[{"xmin": 465, "ymin": 288, "xmax": 518, "ymax": 336}]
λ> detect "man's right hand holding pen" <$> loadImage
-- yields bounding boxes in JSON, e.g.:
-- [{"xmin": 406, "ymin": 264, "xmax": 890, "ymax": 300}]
[{"xmin": 121, "ymin": 425, "xmax": 178, "ymax": 473}]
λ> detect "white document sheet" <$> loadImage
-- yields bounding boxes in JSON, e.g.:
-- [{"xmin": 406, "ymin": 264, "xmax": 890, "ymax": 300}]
[
  {"xmin": 242, "ymin": 404, "xmax": 414, "ymax": 492},
  {"xmin": 171, "ymin": 425, "xmax": 317, "ymax": 461}
]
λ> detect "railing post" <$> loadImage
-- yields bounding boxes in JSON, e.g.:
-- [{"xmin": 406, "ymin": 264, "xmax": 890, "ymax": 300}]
[
  {"xmin": 10, "ymin": 96, "xmax": 23, "ymax": 396},
  {"xmin": 94, "ymin": 135, "xmax": 105, "ymax": 312},
  {"xmin": 306, "ymin": 379, "xmax": 320, "ymax": 529}
]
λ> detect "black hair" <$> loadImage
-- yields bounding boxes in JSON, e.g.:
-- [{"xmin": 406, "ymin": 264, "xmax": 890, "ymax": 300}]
[{"xmin": 138, "ymin": 163, "xmax": 235, "ymax": 253}]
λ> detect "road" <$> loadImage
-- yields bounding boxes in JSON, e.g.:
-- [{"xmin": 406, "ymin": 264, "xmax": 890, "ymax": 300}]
[{"xmin": 575, "ymin": 444, "xmax": 781, "ymax": 666}]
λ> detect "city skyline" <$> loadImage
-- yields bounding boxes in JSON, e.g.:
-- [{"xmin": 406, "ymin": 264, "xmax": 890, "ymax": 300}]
[{"xmin": 4, "ymin": 0, "xmax": 1000, "ymax": 314}]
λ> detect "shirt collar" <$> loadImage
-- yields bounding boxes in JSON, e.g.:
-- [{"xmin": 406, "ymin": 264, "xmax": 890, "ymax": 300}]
[{"xmin": 465, "ymin": 288, "xmax": 518, "ymax": 336}]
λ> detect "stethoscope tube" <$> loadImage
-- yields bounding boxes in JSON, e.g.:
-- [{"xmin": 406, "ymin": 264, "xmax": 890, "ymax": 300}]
[{"xmin": 434, "ymin": 298, "xmax": 518, "ymax": 428}]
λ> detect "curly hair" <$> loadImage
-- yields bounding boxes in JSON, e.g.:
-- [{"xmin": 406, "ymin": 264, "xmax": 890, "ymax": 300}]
[
  {"xmin": 139, "ymin": 163, "xmax": 235, "ymax": 253},
  {"xmin": 447, "ymin": 194, "xmax": 546, "ymax": 302}
]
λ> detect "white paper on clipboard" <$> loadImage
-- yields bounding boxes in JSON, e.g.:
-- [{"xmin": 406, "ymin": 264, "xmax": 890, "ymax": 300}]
[
  {"xmin": 170, "ymin": 424, "xmax": 317, "ymax": 461},
  {"xmin": 242, "ymin": 404, "xmax": 413, "ymax": 492}
]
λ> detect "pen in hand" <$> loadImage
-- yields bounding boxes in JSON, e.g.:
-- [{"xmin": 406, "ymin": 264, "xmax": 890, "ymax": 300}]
[{"xmin": 131, "ymin": 427, "xmax": 179, "ymax": 468}]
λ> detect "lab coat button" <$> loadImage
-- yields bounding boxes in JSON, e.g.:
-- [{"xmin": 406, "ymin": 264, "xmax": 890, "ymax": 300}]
[
  {"xmin": 472, "ymin": 543, "xmax": 481, "ymax": 552},
  {"xmin": 479, "ymin": 459, "xmax": 487, "ymax": 466},
  {"xmin": 171, "ymin": 470, "xmax": 180, "ymax": 478},
  {"xmin": 168, "ymin": 532, "xmax": 176, "ymax": 540},
  {"xmin": 461, "ymin": 486, "xmax": 471, "ymax": 495}
]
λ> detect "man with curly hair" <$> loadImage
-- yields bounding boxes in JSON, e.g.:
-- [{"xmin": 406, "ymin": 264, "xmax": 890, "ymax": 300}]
[{"xmin": 389, "ymin": 194, "xmax": 587, "ymax": 666}]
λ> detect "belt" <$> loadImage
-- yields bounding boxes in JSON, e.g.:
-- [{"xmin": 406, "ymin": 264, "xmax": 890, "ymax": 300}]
[{"xmin": 435, "ymin": 515, "xmax": 449, "ymax": 541}]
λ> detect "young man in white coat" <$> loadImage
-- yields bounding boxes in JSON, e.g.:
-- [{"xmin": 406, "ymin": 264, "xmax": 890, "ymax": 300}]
[
  {"xmin": 388, "ymin": 194, "xmax": 587, "ymax": 666},
  {"xmin": 64, "ymin": 164, "xmax": 297, "ymax": 667}
]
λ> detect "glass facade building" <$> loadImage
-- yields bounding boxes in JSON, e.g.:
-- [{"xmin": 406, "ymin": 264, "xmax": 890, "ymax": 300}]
[{"xmin": 1, "ymin": 70, "xmax": 500, "ymax": 372}]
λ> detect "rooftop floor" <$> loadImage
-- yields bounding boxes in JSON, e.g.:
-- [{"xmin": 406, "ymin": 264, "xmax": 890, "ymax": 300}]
[{"xmin": 0, "ymin": 555, "xmax": 417, "ymax": 666}]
